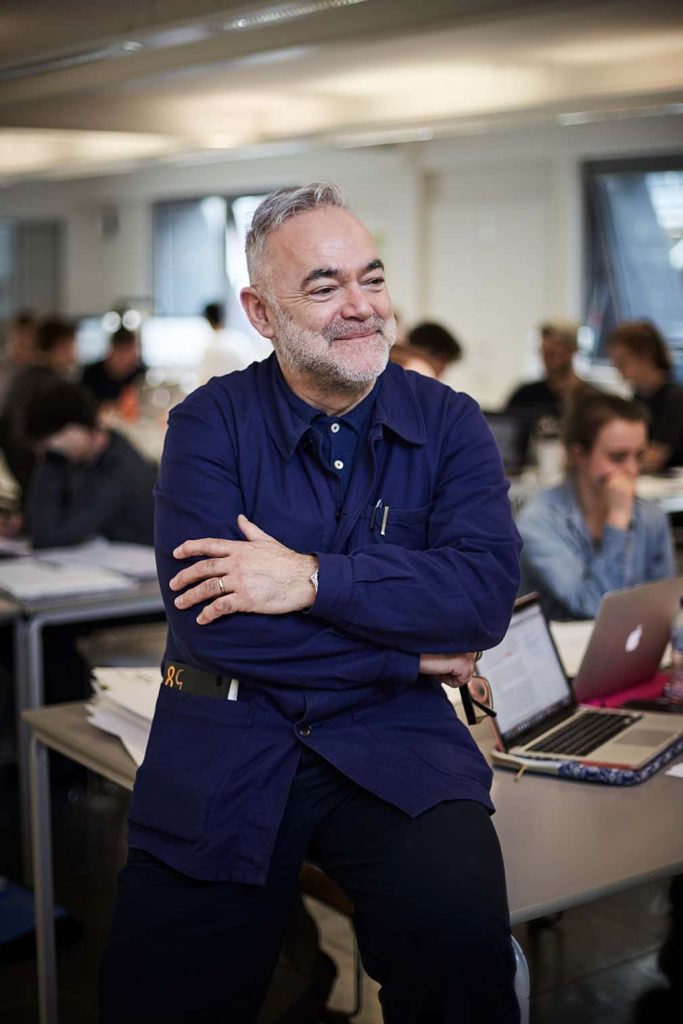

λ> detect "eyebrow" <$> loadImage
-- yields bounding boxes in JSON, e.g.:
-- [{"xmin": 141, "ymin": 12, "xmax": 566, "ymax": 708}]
[{"xmin": 300, "ymin": 258, "xmax": 385, "ymax": 289}]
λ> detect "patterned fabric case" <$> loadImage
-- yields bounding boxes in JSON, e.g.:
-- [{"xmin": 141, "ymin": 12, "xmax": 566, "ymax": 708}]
[{"xmin": 491, "ymin": 735, "xmax": 683, "ymax": 785}]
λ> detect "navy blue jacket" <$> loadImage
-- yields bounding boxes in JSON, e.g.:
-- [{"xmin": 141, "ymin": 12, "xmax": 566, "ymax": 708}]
[{"xmin": 128, "ymin": 356, "xmax": 521, "ymax": 882}]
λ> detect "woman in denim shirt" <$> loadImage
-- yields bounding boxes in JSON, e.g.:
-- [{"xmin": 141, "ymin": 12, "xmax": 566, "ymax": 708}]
[{"xmin": 518, "ymin": 392, "xmax": 676, "ymax": 620}]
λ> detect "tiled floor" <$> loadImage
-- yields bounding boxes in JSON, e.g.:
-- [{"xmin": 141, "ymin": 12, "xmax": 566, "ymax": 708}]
[{"xmin": 0, "ymin": 760, "xmax": 679, "ymax": 1023}]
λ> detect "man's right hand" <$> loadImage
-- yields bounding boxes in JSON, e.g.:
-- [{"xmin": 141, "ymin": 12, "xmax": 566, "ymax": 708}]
[{"xmin": 419, "ymin": 652, "xmax": 477, "ymax": 689}]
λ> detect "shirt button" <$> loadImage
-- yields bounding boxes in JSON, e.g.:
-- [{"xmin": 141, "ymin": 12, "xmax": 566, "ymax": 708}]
[
  {"xmin": 334, "ymin": 459, "xmax": 344, "ymax": 470},
  {"xmin": 299, "ymin": 725, "xmax": 312, "ymax": 738},
  {"xmin": 330, "ymin": 423, "xmax": 340, "ymax": 433}
]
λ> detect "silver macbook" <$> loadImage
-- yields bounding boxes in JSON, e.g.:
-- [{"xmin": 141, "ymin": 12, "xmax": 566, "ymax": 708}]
[
  {"xmin": 572, "ymin": 576, "xmax": 683, "ymax": 703},
  {"xmin": 478, "ymin": 594, "xmax": 683, "ymax": 770}
]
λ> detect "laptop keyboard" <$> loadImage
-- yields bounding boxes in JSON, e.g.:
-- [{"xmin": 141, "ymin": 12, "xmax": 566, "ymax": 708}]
[{"xmin": 528, "ymin": 710, "xmax": 639, "ymax": 757}]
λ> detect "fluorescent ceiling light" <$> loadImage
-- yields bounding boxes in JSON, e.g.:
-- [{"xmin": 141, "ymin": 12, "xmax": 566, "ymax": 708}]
[
  {"xmin": 0, "ymin": 0, "xmax": 369, "ymax": 83},
  {"xmin": 557, "ymin": 102, "xmax": 683, "ymax": 126},
  {"xmin": 334, "ymin": 126, "xmax": 434, "ymax": 148}
]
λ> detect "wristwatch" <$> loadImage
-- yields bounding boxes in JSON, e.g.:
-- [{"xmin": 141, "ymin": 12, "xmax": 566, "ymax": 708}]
[{"xmin": 310, "ymin": 567, "xmax": 319, "ymax": 595}]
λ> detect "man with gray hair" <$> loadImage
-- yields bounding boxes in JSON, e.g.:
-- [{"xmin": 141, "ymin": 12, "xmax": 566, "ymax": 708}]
[{"xmin": 101, "ymin": 183, "xmax": 522, "ymax": 1023}]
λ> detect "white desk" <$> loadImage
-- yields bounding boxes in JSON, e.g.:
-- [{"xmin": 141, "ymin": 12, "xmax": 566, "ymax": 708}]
[
  {"xmin": 12, "ymin": 581, "xmax": 165, "ymax": 880},
  {"xmin": 22, "ymin": 701, "xmax": 683, "ymax": 1024}
]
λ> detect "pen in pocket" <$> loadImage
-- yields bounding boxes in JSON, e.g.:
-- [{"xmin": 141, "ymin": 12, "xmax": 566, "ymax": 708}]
[{"xmin": 370, "ymin": 499, "xmax": 391, "ymax": 535}]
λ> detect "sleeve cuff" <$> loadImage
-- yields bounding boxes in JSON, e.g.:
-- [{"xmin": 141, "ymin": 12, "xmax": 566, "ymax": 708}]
[
  {"xmin": 382, "ymin": 648, "xmax": 420, "ymax": 687},
  {"xmin": 312, "ymin": 551, "xmax": 354, "ymax": 621}
]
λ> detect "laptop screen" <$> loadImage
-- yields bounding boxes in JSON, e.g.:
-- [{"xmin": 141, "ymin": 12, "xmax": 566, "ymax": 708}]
[{"xmin": 478, "ymin": 600, "xmax": 574, "ymax": 744}]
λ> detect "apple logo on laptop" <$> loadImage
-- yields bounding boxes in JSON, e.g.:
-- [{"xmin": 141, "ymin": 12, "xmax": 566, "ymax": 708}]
[{"xmin": 625, "ymin": 624, "xmax": 643, "ymax": 653}]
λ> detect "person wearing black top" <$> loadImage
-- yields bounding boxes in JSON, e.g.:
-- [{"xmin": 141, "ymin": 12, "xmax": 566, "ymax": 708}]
[
  {"xmin": 24, "ymin": 382, "xmax": 156, "ymax": 548},
  {"xmin": 608, "ymin": 320, "xmax": 683, "ymax": 473},
  {"xmin": 504, "ymin": 320, "xmax": 593, "ymax": 466},
  {"xmin": 0, "ymin": 316, "xmax": 77, "ymax": 499},
  {"xmin": 81, "ymin": 326, "xmax": 146, "ymax": 405}
]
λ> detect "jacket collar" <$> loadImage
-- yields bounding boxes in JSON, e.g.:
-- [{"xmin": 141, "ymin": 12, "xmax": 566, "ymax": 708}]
[{"xmin": 259, "ymin": 354, "xmax": 426, "ymax": 460}]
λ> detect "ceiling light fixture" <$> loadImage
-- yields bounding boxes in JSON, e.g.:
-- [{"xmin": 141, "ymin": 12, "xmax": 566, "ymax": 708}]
[
  {"xmin": 557, "ymin": 102, "xmax": 683, "ymax": 126},
  {"xmin": 334, "ymin": 125, "xmax": 434, "ymax": 148},
  {"xmin": 0, "ymin": 0, "xmax": 369, "ymax": 83},
  {"xmin": 220, "ymin": 0, "xmax": 369, "ymax": 32}
]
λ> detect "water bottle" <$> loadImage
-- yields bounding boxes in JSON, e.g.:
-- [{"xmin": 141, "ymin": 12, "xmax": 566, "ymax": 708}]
[{"xmin": 665, "ymin": 597, "xmax": 683, "ymax": 706}]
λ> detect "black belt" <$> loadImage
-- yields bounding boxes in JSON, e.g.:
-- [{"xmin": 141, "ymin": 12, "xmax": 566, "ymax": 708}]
[
  {"xmin": 163, "ymin": 661, "xmax": 495, "ymax": 722},
  {"xmin": 163, "ymin": 661, "xmax": 238, "ymax": 700}
]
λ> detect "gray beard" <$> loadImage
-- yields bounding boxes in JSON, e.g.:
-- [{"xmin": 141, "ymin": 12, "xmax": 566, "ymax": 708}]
[{"xmin": 273, "ymin": 310, "xmax": 396, "ymax": 392}]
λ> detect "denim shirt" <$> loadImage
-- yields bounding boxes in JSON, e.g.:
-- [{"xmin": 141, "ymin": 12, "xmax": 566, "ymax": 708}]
[
  {"xmin": 128, "ymin": 356, "xmax": 521, "ymax": 882},
  {"xmin": 518, "ymin": 479, "xmax": 676, "ymax": 621}
]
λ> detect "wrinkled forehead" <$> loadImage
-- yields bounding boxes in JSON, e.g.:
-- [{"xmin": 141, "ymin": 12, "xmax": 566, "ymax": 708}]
[{"xmin": 263, "ymin": 206, "xmax": 379, "ymax": 287}]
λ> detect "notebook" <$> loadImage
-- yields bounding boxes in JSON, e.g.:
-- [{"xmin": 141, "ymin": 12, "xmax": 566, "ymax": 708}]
[
  {"xmin": 0, "ymin": 557, "xmax": 136, "ymax": 601},
  {"xmin": 477, "ymin": 594, "xmax": 683, "ymax": 771},
  {"xmin": 571, "ymin": 576, "xmax": 683, "ymax": 702}
]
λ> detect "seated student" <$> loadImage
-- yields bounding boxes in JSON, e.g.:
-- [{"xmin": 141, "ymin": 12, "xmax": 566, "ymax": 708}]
[
  {"xmin": 608, "ymin": 319, "xmax": 683, "ymax": 473},
  {"xmin": 505, "ymin": 320, "xmax": 589, "ymax": 420},
  {"xmin": 0, "ymin": 309, "xmax": 36, "ymax": 408},
  {"xmin": 388, "ymin": 342, "xmax": 437, "ymax": 377},
  {"xmin": 504, "ymin": 320, "xmax": 596, "ymax": 468},
  {"xmin": 406, "ymin": 321, "xmax": 462, "ymax": 379},
  {"xmin": 81, "ymin": 326, "xmax": 146, "ymax": 406},
  {"xmin": 197, "ymin": 300, "xmax": 271, "ymax": 384},
  {"xmin": 518, "ymin": 392, "xmax": 675, "ymax": 620},
  {"xmin": 24, "ymin": 382, "xmax": 156, "ymax": 549},
  {"xmin": 0, "ymin": 316, "xmax": 77, "ymax": 498}
]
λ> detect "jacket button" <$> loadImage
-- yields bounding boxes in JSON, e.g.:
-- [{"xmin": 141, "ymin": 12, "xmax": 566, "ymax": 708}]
[{"xmin": 299, "ymin": 725, "xmax": 312, "ymax": 738}]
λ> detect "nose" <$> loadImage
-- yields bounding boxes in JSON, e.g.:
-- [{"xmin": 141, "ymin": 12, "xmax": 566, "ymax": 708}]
[
  {"xmin": 625, "ymin": 456, "xmax": 640, "ymax": 477},
  {"xmin": 339, "ymin": 282, "xmax": 374, "ymax": 321}
]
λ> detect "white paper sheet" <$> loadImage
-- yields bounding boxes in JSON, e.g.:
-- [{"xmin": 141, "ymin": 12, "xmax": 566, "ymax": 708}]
[
  {"xmin": 87, "ymin": 666, "xmax": 161, "ymax": 766},
  {"xmin": 665, "ymin": 761, "xmax": 683, "ymax": 779},
  {"xmin": 91, "ymin": 666, "xmax": 161, "ymax": 721},
  {"xmin": 0, "ymin": 557, "xmax": 136, "ymax": 600},
  {"xmin": 87, "ymin": 704, "xmax": 151, "ymax": 766},
  {"xmin": 37, "ymin": 539, "xmax": 157, "ymax": 580}
]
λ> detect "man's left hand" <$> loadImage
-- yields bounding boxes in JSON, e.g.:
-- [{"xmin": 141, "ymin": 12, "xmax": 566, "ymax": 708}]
[{"xmin": 170, "ymin": 514, "xmax": 318, "ymax": 623}]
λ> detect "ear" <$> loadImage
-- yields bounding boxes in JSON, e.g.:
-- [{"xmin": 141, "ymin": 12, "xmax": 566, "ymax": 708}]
[{"xmin": 240, "ymin": 287, "xmax": 276, "ymax": 340}]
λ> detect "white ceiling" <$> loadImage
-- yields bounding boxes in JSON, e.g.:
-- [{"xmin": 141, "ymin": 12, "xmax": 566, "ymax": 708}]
[{"xmin": 1, "ymin": 0, "xmax": 682, "ymax": 183}]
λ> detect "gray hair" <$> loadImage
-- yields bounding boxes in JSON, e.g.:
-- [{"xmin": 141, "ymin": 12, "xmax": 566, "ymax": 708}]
[{"xmin": 246, "ymin": 182, "xmax": 348, "ymax": 290}]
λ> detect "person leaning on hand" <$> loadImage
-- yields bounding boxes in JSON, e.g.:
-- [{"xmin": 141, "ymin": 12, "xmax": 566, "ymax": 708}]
[
  {"xmin": 100, "ymin": 182, "xmax": 522, "ymax": 1024},
  {"xmin": 518, "ymin": 392, "xmax": 676, "ymax": 621}
]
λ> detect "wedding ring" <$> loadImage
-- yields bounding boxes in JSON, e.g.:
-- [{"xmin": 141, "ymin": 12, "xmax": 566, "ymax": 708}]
[{"xmin": 218, "ymin": 577, "xmax": 225, "ymax": 595}]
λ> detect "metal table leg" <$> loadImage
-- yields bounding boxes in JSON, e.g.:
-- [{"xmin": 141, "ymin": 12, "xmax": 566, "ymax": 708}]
[{"xmin": 29, "ymin": 730, "xmax": 58, "ymax": 1024}]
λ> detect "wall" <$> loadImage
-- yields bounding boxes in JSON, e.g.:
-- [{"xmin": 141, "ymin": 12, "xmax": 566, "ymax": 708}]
[{"xmin": 1, "ymin": 113, "xmax": 681, "ymax": 407}]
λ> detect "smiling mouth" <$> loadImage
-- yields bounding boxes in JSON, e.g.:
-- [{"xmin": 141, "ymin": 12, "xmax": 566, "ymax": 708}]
[{"xmin": 333, "ymin": 330, "xmax": 381, "ymax": 341}]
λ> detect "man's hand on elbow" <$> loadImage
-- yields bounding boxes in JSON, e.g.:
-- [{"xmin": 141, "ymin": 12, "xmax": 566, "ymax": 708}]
[
  {"xmin": 419, "ymin": 652, "xmax": 477, "ymax": 688},
  {"xmin": 170, "ymin": 514, "xmax": 318, "ymax": 623}
]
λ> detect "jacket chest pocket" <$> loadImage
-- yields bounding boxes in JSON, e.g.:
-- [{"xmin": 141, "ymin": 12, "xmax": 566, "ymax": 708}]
[{"xmin": 361, "ymin": 503, "xmax": 430, "ymax": 550}]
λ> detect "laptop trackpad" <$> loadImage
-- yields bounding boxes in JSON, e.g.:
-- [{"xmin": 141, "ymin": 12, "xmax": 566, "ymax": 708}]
[{"xmin": 612, "ymin": 728, "xmax": 678, "ymax": 747}]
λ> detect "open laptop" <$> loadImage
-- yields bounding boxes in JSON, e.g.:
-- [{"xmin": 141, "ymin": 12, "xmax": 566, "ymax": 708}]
[
  {"xmin": 571, "ymin": 576, "xmax": 683, "ymax": 702},
  {"xmin": 482, "ymin": 411, "xmax": 528, "ymax": 476},
  {"xmin": 477, "ymin": 594, "xmax": 683, "ymax": 770}
]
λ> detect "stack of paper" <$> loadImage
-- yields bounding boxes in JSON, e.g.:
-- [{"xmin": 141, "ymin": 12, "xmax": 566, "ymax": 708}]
[
  {"xmin": 37, "ymin": 539, "xmax": 158, "ymax": 581},
  {"xmin": 88, "ymin": 666, "xmax": 160, "ymax": 766},
  {"xmin": 0, "ymin": 558, "xmax": 136, "ymax": 601}
]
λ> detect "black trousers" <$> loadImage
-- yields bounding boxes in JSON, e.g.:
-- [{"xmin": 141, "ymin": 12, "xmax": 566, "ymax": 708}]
[{"xmin": 100, "ymin": 748, "xmax": 519, "ymax": 1024}]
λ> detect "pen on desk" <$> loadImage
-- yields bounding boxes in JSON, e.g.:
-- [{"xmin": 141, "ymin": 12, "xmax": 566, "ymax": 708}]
[{"xmin": 380, "ymin": 505, "xmax": 390, "ymax": 536}]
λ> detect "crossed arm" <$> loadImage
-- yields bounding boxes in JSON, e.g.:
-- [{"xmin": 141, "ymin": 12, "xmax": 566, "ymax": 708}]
[
  {"xmin": 170, "ymin": 514, "xmax": 477, "ymax": 689},
  {"xmin": 156, "ymin": 388, "xmax": 520, "ymax": 692}
]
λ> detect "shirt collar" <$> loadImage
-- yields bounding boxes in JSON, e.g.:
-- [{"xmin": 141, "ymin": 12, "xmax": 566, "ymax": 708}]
[{"xmin": 260, "ymin": 355, "xmax": 426, "ymax": 459}]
